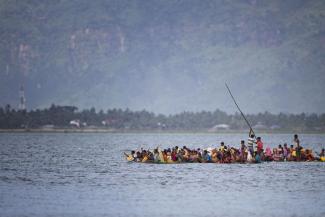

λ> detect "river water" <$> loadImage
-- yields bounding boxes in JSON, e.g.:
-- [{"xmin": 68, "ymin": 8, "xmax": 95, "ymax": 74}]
[{"xmin": 0, "ymin": 133, "xmax": 324, "ymax": 217}]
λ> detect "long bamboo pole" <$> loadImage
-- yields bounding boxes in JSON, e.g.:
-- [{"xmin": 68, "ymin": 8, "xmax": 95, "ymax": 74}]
[{"xmin": 225, "ymin": 83, "xmax": 256, "ymax": 138}]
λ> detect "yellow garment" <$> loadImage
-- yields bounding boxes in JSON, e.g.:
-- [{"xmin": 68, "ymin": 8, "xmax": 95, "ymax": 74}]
[
  {"xmin": 167, "ymin": 156, "xmax": 174, "ymax": 163},
  {"xmin": 126, "ymin": 155, "xmax": 134, "ymax": 161},
  {"xmin": 320, "ymin": 156, "xmax": 325, "ymax": 162},
  {"xmin": 142, "ymin": 156, "xmax": 148, "ymax": 163},
  {"xmin": 292, "ymin": 150, "xmax": 296, "ymax": 157}
]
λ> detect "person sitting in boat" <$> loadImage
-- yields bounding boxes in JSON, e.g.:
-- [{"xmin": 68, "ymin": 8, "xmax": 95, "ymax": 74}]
[
  {"xmin": 305, "ymin": 149, "xmax": 315, "ymax": 161},
  {"xmin": 233, "ymin": 148, "xmax": 241, "ymax": 163},
  {"xmin": 135, "ymin": 151, "xmax": 142, "ymax": 162},
  {"xmin": 216, "ymin": 148, "xmax": 223, "ymax": 163},
  {"xmin": 171, "ymin": 148, "xmax": 178, "ymax": 162},
  {"xmin": 298, "ymin": 148, "xmax": 304, "ymax": 161},
  {"xmin": 256, "ymin": 137, "xmax": 264, "ymax": 160},
  {"xmin": 288, "ymin": 145, "xmax": 296, "ymax": 161},
  {"xmin": 315, "ymin": 148, "xmax": 325, "ymax": 162},
  {"xmin": 239, "ymin": 140, "xmax": 247, "ymax": 163},
  {"xmin": 219, "ymin": 142, "xmax": 225, "ymax": 152},
  {"xmin": 166, "ymin": 149, "xmax": 174, "ymax": 163},
  {"xmin": 130, "ymin": 150, "xmax": 136, "ymax": 159},
  {"xmin": 272, "ymin": 148, "xmax": 280, "ymax": 161},
  {"xmin": 181, "ymin": 149, "xmax": 189, "ymax": 162},
  {"xmin": 225, "ymin": 149, "xmax": 234, "ymax": 163},
  {"xmin": 175, "ymin": 146, "xmax": 180, "ymax": 153},
  {"xmin": 211, "ymin": 149, "xmax": 218, "ymax": 163},
  {"xmin": 124, "ymin": 151, "xmax": 135, "ymax": 161},
  {"xmin": 145, "ymin": 150, "xmax": 153, "ymax": 163},
  {"xmin": 283, "ymin": 143, "xmax": 289, "ymax": 161},
  {"xmin": 153, "ymin": 149, "xmax": 160, "ymax": 163},
  {"xmin": 229, "ymin": 148, "xmax": 237, "ymax": 163},
  {"xmin": 202, "ymin": 150, "xmax": 212, "ymax": 162},
  {"xmin": 246, "ymin": 149, "xmax": 254, "ymax": 163},
  {"xmin": 188, "ymin": 150, "xmax": 199, "ymax": 163},
  {"xmin": 254, "ymin": 151, "xmax": 261, "ymax": 163},
  {"xmin": 221, "ymin": 146, "xmax": 229, "ymax": 162},
  {"xmin": 278, "ymin": 144, "xmax": 284, "ymax": 161},
  {"xmin": 177, "ymin": 149, "xmax": 185, "ymax": 162},
  {"xmin": 162, "ymin": 150, "xmax": 168, "ymax": 162},
  {"xmin": 264, "ymin": 147, "xmax": 273, "ymax": 161}
]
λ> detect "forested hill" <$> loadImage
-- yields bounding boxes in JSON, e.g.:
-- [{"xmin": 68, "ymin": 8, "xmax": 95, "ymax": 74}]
[
  {"xmin": 1, "ymin": 0, "xmax": 325, "ymax": 114},
  {"xmin": 1, "ymin": 104, "xmax": 325, "ymax": 132}
]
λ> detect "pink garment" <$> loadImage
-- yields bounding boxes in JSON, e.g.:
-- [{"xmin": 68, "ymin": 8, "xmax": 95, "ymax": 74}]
[{"xmin": 265, "ymin": 147, "xmax": 272, "ymax": 157}]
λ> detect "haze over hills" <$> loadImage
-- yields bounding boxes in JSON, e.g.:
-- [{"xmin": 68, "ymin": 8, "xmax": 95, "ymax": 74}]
[{"xmin": 0, "ymin": 0, "xmax": 324, "ymax": 114}]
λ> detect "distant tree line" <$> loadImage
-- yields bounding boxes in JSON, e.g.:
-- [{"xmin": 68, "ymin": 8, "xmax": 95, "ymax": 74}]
[{"xmin": 0, "ymin": 104, "xmax": 325, "ymax": 132}]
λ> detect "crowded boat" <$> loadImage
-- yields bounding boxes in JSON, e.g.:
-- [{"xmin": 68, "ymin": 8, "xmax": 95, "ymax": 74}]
[{"xmin": 124, "ymin": 134, "xmax": 325, "ymax": 163}]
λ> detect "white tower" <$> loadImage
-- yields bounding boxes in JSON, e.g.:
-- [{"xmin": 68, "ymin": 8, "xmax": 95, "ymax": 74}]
[{"xmin": 19, "ymin": 85, "xmax": 26, "ymax": 110}]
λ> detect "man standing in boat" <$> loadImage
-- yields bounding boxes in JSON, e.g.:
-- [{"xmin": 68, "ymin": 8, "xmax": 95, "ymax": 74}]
[
  {"xmin": 293, "ymin": 134, "xmax": 302, "ymax": 161},
  {"xmin": 247, "ymin": 129, "xmax": 255, "ymax": 157}
]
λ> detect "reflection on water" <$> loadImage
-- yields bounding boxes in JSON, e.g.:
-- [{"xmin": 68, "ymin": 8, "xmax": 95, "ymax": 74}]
[{"xmin": 0, "ymin": 133, "xmax": 325, "ymax": 217}]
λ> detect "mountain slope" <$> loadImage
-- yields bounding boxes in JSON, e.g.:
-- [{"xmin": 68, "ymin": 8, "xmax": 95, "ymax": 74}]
[{"xmin": 0, "ymin": 0, "xmax": 324, "ymax": 114}]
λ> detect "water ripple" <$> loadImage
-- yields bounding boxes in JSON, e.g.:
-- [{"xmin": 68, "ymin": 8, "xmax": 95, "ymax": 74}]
[{"xmin": 0, "ymin": 133, "xmax": 324, "ymax": 217}]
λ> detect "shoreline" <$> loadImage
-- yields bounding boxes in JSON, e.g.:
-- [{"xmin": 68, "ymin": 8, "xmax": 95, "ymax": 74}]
[{"xmin": 0, "ymin": 128, "xmax": 325, "ymax": 134}]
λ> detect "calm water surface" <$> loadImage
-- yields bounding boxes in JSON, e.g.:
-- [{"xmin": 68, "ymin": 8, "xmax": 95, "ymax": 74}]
[{"xmin": 0, "ymin": 133, "xmax": 325, "ymax": 217}]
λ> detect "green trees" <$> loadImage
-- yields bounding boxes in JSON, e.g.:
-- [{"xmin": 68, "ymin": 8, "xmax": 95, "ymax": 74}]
[{"xmin": 0, "ymin": 104, "xmax": 324, "ymax": 132}]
